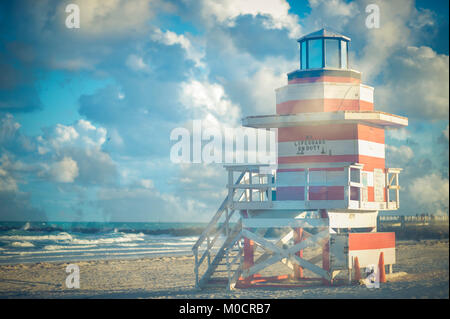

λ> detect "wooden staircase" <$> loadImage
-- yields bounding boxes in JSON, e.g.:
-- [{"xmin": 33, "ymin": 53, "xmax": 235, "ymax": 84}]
[
  {"xmin": 198, "ymin": 222, "xmax": 243, "ymax": 289},
  {"xmin": 192, "ymin": 170, "xmax": 247, "ymax": 290}
]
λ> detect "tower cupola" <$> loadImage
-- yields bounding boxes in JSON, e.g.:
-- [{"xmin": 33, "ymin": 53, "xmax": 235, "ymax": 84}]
[{"xmin": 298, "ymin": 28, "xmax": 350, "ymax": 70}]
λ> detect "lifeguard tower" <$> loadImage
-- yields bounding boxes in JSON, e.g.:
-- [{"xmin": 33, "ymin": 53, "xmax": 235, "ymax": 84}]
[{"xmin": 192, "ymin": 29, "xmax": 408, "ymax": 289}]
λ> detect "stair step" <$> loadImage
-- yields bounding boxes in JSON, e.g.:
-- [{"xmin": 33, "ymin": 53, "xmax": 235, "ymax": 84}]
[{"xmin": 197, "ymin": 222, "xmax": 243, "ymax": 288}]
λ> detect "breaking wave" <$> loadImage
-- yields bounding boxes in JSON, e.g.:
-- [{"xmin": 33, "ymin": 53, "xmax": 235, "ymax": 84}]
[{"xmin": 11, "ymin": 241, "xmax": 35, "ymax": 248}]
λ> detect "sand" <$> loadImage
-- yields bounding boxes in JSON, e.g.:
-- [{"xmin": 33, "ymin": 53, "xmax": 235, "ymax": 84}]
[{"xmin": 0, "ymin": 239, "xmax": 448, "ymax": 299}]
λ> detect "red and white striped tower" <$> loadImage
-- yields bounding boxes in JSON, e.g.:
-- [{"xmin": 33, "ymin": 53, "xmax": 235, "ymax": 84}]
[
  {"xmin": 192, "ymin": 29, "xmax": 408, "ymax": 290},
  {"xmin": 241, "ymin": 29, "xmax": 408, "ymax": 284}
]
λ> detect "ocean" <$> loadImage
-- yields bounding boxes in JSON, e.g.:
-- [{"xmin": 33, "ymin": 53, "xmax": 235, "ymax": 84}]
[{"xmin": 0, "ymin": 221, "xmax": 212, "ymax": 265}]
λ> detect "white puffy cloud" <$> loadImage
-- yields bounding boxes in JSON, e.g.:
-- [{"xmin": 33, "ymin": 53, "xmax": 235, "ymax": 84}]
[
  {"xmin": 376, "ymin": 46, "xmax": 449, "ymax": 119},
  {"xmin": 354, "ymin": 0, "xmax": 417, "ymax": 80},
  {"xmin": 39, "ymin": 119, "xmax": 107, "ymax": 152},
  {"xmin": 49, "ymin": 124, "xmax": 79, "ymax": 146},
  {"xmin": 306, "ymin": 0, "xmax": 359, "ymax": 30},
  {"xmin": 386, "ymin": 145, "xmax": 414, "ymax": 167},
  {"xmin": 179, "ymin": 80, "xmax": 242, "ymax": 126},
  {"xmin": 37, "ymin": 119, "xmax": 116, "ymax": 185},
  {"xmin": 226, "ymin": 65, "xmax": 288, "ymax": 116},
  {"xmin": 150, "ymin": 28, "xmax": 205, "ymax": 67},
  {"xmin": 58, "ymin": 0, "xmax": 159, "ymax": 36},
  {"xmin": 386, "ymin": 128, "xmax": 412, "ymax": 141},
  {"xmin": 197, "ymin": 0, "xmax": 301, "ymax": 38},
  {"xmin": 408, "ymin": 174, "xmax": 449, "ymax": 215},
  {"xmin": 49, "ymin": 156, "xmax": 79, "ymax": 183}
]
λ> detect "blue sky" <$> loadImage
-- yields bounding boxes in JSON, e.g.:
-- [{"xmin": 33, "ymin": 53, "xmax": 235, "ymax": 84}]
[{"xmin": 0, "ymin": 0, "xmax": 448, "ymax": 222}]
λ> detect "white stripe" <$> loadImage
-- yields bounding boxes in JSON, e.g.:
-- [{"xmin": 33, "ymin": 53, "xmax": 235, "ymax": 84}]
[
  {"xmin": 358, "ymin": 140, "xmax": 385, "ymax": 158},
  {"xmin": 276, "ymin": 82, "xmax": 374, "ymax": 105},
  {"xmin": 360, "ymin": 85, "xmax": 374, "ymax": 103},
  {"xmin": 328, "ymin": 211, "xmax": 378, "ymax": 228},
  {"xmin": 278, "ymin": 139, "xmax": 385, "ymax": 159},
  {"xmin": 348, "ymin": 248, "xmax": 395, "ymax": 268}
]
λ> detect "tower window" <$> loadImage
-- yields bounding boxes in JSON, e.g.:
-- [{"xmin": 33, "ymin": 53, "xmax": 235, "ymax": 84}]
[
  {"xmin": 298, "ymin": 32, "xmax": 349, "ymax": 70},
  {"xmin": 325, "ymin": 39, "xmax": 339, "ymax": 68},
  {"xmin": 341, "ymin": 40, "xmax": 348, "ymax": 69},
  {"xmin": 301, "ymin": 41, "xmax": 307, "ymax": 70},
  {"xmin": 308, "ymin": 39, "xmax": 323, "ymax": 69}
]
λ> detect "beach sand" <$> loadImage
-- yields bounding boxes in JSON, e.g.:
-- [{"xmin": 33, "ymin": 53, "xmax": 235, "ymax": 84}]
[{"xmin": 0, "ymin": 239, "xmax": 448, "ymax": 299}]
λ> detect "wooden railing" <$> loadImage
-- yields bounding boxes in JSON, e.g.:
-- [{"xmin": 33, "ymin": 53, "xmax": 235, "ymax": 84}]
[{"xmin": 224, "ymin": 164, "xmax": 402, "ymax": 211}]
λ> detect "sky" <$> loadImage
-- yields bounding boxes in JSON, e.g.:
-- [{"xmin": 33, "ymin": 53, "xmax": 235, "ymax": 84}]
[{"xmin": 0, "ymin": 0, "xmax": 448, "ymax": 222}]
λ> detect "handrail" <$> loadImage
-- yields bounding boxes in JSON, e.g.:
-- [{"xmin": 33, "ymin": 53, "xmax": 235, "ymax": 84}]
[
  {"xmin": 192, "ymin": 170, "xmax": 246, "ymax": 251},
  {"xmin": 197, "ymin": 210, "xmax": 236, "ymax": 266},
  {"xmin": 226, "ymin": 164, "xmax": 402, "ymax": 210}
]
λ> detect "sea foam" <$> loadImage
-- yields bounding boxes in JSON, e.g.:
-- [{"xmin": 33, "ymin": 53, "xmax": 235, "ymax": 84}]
[{"xmin": 11, "ymin": 241, "xmax": 35, "ymax": 247}]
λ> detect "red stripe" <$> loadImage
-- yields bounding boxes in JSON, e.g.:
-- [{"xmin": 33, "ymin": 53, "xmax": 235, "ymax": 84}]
[
  {"xmin": 359, "ymin": 101, "xmax": 374, "ymax": 111},
  {"xmin": 276, "ymin": 99, "xmax": 373, "ymax": 115},
  {"xmin": 309, "ymin": 186, "xmax": 345, "ymax": 200},
  {"xmin": 364, "ymin": 186, "xmax": 386, "ymax": 202},
  {"xmin": 288, "ymin": 76, "xmax": 361, "ymax": 84},
  {"xmin": 309, "ymin": 186, "xmax": 327, "ymax": 200},
  {"xmin": 367, "ymin": 186, "xmax": 374, "ymax": 202},
  {"xmin": 348, "ymin": 233, "xmax": 395, "ymax": 250},
  {"xmin": 327, "ymin": 186, "xmax": 345, "ymax": 200},
  {"xmin": 276, "ymin": 187, "xmax": 304, "ymax": 200},
  {"xmin": 357, "ymin": 124, "xmax": 385, "ymax": 144},
  {"xmin": 358, "ymin": 155, "xmax": 385, "ymax": 171},
  {"xmin": 277, "ymin": 186, "xmax": 346, "ymax": 200}
]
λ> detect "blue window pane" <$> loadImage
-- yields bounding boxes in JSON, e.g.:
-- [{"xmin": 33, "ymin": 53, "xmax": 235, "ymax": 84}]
[
  {"xmin": 325, "ymin": 39, "xmax": 339, "ymax": 68},
  {"xmin": 341, "ymin": 40, "xmax": 347, "ymax": 69},
  {"xmin": 301, "ymin": 41, "xmax": 306, "ymax": 69},
  {"xmin": 308, "ymin": 39, "xmax": 322, "ymax": 68}
]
